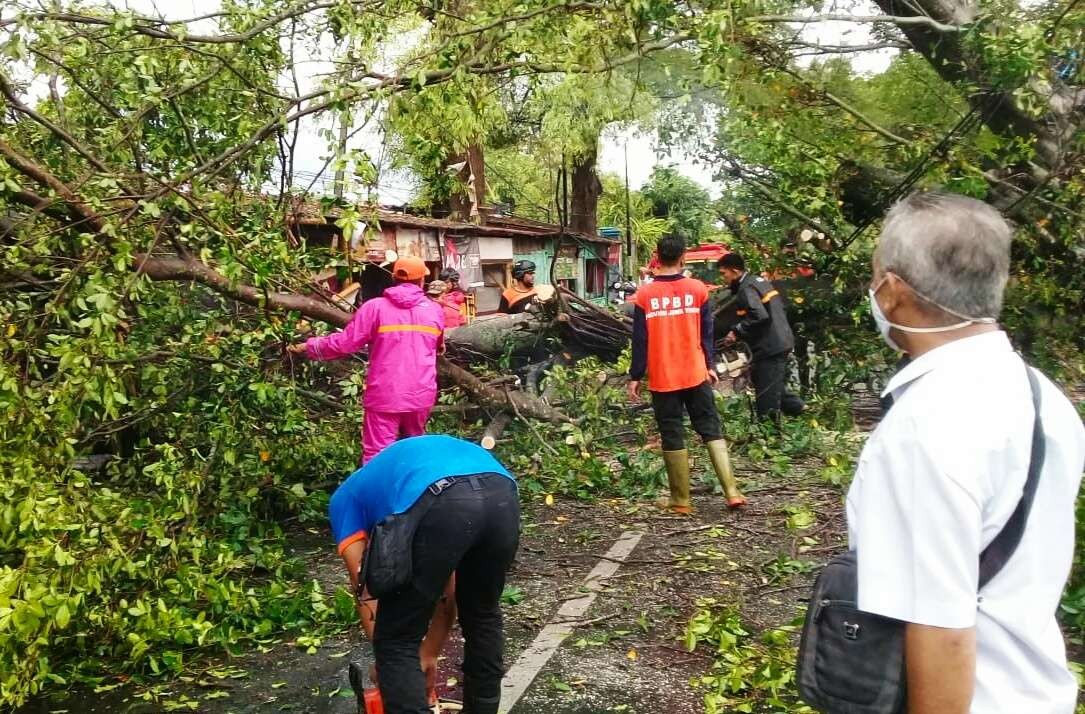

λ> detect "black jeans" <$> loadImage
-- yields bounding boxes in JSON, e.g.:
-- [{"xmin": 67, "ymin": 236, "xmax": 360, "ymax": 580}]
[
  {"xmin": 650, "ymin": 381, "xmax": 723, "ymax": 451},
  {"xmin": 373, "ymin": 475, "xmax": 520, "ymax": 714},
  {"xmin": 750, "ymin": 352, "xmax": 805, "ymax": 420}
]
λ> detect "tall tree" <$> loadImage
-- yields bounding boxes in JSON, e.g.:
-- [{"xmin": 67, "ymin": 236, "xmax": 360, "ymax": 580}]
[
  {"xmin": 641, "ymin": 165, "xmax": 715, "ymax": 244},
  {"xmin": 598, "ymin": 172, "xmax": 671, "ymax": 252},
  {"xmin": 0, "ymin": 1, "xmax": 692, "ymax": 703}
]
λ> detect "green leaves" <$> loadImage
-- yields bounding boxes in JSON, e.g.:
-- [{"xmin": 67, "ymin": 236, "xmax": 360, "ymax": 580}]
[
  {"xmin": 52, "ymin": 545, "xmax": 75, "ymax": 567},
  {"xmin": 0, "ymin": 248, "xmax": 359, "ymax": 705},
  {"xmin": 685, "ymin": 600, "xmax": 812, "ymax": 713}
]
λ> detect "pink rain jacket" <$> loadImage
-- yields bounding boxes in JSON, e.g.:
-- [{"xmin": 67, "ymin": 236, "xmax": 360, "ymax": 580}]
[
  {"xmin": 440, "ymin": 290, "xmax": 467, "ymax": 328},
  {"xmin": 305, "ymin": 283, "xmax": 445, "ymax": 412},
  {"xmin": 437, "ymin": 296, "xmax": 466, "ymax": 328}
]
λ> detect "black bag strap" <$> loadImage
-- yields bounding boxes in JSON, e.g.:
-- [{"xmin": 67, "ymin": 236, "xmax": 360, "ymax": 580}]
[{"xmin": 978, "ymin": 365, "xmax": 1045, "ymax": 590}]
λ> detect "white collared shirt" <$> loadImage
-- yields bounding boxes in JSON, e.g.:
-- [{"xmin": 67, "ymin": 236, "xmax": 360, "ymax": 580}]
[{"xmin": 846, "ymin": 331, "xmax": 1085, "ymax": 714}]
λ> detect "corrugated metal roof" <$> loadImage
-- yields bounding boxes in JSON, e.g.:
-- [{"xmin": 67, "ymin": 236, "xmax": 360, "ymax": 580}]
[{"xmin": 288, "ymin": 197, "xmax": 619, "ymax": 242}]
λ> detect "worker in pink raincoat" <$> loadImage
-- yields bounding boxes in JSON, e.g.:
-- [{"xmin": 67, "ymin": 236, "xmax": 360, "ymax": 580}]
[
  {"xmin": 425, "ymin": 279, "xmax": 465, "ymax": 330},
  {"xmin": 289, "ymin": 256, "xmax": 445, "ymax": 463},
  {"xmin": 438, "ymin": 267, "xmax": 468, "ymax": 327}
]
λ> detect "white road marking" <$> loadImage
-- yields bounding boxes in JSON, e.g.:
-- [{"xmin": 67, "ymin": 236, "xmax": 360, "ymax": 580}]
[{"xmin": 498, "ymin": 530, "xmax": 645, "ymax": 713}]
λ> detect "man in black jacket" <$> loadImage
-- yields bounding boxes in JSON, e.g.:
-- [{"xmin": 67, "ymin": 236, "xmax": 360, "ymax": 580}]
[{"xmin": 718, "ymin": 252, "xmax": 805, "ymax": 422}]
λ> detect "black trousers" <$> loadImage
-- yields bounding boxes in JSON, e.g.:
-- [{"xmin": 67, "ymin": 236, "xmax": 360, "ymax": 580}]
[
  {"xmin": 750, "ymin": 352, "xmax": 805, "ymax": 420},
  {"xmin": 650, "ymin": 381, "xmax": 723, "ymax": 451},
  {"xmin": 374, "ymin": 475, "xmax": 520, "ymax": 714}
]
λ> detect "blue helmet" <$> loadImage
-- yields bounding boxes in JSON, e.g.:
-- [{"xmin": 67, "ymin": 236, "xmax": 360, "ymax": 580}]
[{"xmin": 512, "ymin": 260, "xmax": 536, "ymax": 280}]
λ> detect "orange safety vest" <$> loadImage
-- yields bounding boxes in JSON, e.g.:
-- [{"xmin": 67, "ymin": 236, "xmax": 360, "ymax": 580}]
[
  {"xmin": 635, "ymin": 277, "xmax": 710, "ymax": 392},
  {"xmin": 501, "ymin": 286, "xmax": 537, "ymax": 312}
]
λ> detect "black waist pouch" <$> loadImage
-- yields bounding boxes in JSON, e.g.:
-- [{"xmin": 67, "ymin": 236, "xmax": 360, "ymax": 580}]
[{"xmin": 364, "ymin": 490, "xmax": 436, "ymax": 599}]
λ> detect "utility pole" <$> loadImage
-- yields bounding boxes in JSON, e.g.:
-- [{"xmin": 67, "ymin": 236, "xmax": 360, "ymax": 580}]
[
  {"xmin": 333, "ymin": 111, "xmax": 352, "ymax": 285},
  {"xmin": 624, "ymin": 141, "xmax": 634, "ymax": 272},
  {"xmin": 333, "ymin": 111, "xmax": 349, "ymax": 200},
  {"xmin": 560, "ymin": 152, "xmax": 569, "ymax": 232}
]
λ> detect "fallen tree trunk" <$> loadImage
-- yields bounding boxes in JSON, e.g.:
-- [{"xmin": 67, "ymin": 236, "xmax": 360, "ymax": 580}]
[
  {"xmin": 444, "ymin": 291, "xmax": 631, "ymax": 366},
  {"xmin": 437, "ymin": 358, "xmax": 569, "ymax": 423},
  {"xmin": 555, "ymin": 288, "xmax": 631, "ymax": 360},
  {"xmin": 446, "ymin": 312, "xmax": 551, "ymax": 361}
]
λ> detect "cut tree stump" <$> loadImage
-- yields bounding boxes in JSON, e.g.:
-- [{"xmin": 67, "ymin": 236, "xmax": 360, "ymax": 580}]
[{"xmin": 480, "ymin": 412, "xmax": 514, "ymax": 450}]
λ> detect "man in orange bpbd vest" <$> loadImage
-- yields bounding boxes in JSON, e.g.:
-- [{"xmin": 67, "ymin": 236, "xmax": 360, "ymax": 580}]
[
  {"xmin": 498, "ymin": 260, "xmax": 538, "ymax": 314},
  {"xmin": 628, "ymin": 235, "xmax": 747, "ymax": 511}
]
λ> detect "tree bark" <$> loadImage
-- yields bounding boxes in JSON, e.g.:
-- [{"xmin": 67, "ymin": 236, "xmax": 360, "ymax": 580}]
[
  {"xmin": 480, "ymin": 412, "xmax": 514, "ymax": 450},
  {"xmin": 445, "ymin": 312, "xmax": 551, "ymax": 360},
  {"xmin": 444, "ymin": 143, "xmax": 489, "ymax": 222},
  {"xmin": 466, "ymin": 143, "xmax": 488, "ymax": 222},
  {"xmin": 569, "ymin": 146, "xmax": 602, "ymax": 236},
  {"xmin": 136, "ymin": 253, "xmax": 353, "ymax": 327},
  {"xmin": 438, "ymin": 359, "xmax": 568, "ymax": 423}
]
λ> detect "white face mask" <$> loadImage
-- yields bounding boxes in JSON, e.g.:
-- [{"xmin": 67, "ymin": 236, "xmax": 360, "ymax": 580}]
[{"xmin": 868, "ymin": 275, "xmax": 997, "ymax": 352}]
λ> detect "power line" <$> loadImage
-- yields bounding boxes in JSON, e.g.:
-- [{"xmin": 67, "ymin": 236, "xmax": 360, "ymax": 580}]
[
  {"xmin": 835, "ymin": 0, "xmax": 1082, "ymax": 254},
  {"xmin": 834, "ymin": 102, "xmax": 987, "ymax": 254}
]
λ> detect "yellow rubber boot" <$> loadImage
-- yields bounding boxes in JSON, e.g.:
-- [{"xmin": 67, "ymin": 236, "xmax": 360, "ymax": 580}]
[
  {"xmin": 661, "ymin": 449, "xmax": 693, "ymax": 514},
  {"xmin": 706, "ymin": 439, "xmax": 746, "ymax": 509}
]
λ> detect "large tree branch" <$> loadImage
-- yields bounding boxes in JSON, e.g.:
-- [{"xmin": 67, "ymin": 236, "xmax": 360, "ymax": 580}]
[
  {"xmin": 438, "ymin": 360, "xmax": 569, "ymax": 423},
  {"xmin": 0, "ymin": 139, "xmax": 105, "ymax": 230},
  {"xmin": 0, "ymin": 1, "xmax": 381, "ymax": 45},
  {"xmin": 787, "ymin": 40, "xmax": 912, "ymax": 55},
  {"xmin": 5, "ymin": 187, "xmax": 93, "ymax": 231},
  {"xmin": 747, "ymin": 14, "xmax": 964, "ymax": 32},
  {"xmin": 134, "ymin": 253, "xmax": 351, "ymax": 326},
  {"xmin": 133, "ymin": 253, "xmax": 569, "ymax": 422}
]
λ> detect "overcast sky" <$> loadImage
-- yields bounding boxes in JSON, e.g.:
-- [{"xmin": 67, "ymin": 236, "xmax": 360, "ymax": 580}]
[{"xmin": 103, "ymin": 1, "xmax": 895, "ymax": 202}]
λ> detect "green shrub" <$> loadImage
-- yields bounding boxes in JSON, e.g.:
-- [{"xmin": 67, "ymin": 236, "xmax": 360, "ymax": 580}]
[{"xmin": 0, "ymin": 284, "xmax": 358, "ymax": 706}]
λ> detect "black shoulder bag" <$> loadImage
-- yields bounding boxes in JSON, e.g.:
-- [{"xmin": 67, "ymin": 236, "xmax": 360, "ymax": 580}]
[{"xmin": 797, "ymin": 366, "xmax": 1046, "ymax": 714}]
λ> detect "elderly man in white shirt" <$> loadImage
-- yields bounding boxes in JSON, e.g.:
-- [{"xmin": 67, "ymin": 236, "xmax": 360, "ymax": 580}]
[{"xmin": 847, "ymin": 192, "xmax": 1085, "ymax": 714}]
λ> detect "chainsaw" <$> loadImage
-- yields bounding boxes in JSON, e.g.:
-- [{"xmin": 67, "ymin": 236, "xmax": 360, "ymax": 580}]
[
  {"xmin": 716, "ymin": 343, "xmax": 752, "ymax": 378},
  {"xmin": 350, "ymin": 661, "xmax": 463, "ymax": 714}
]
